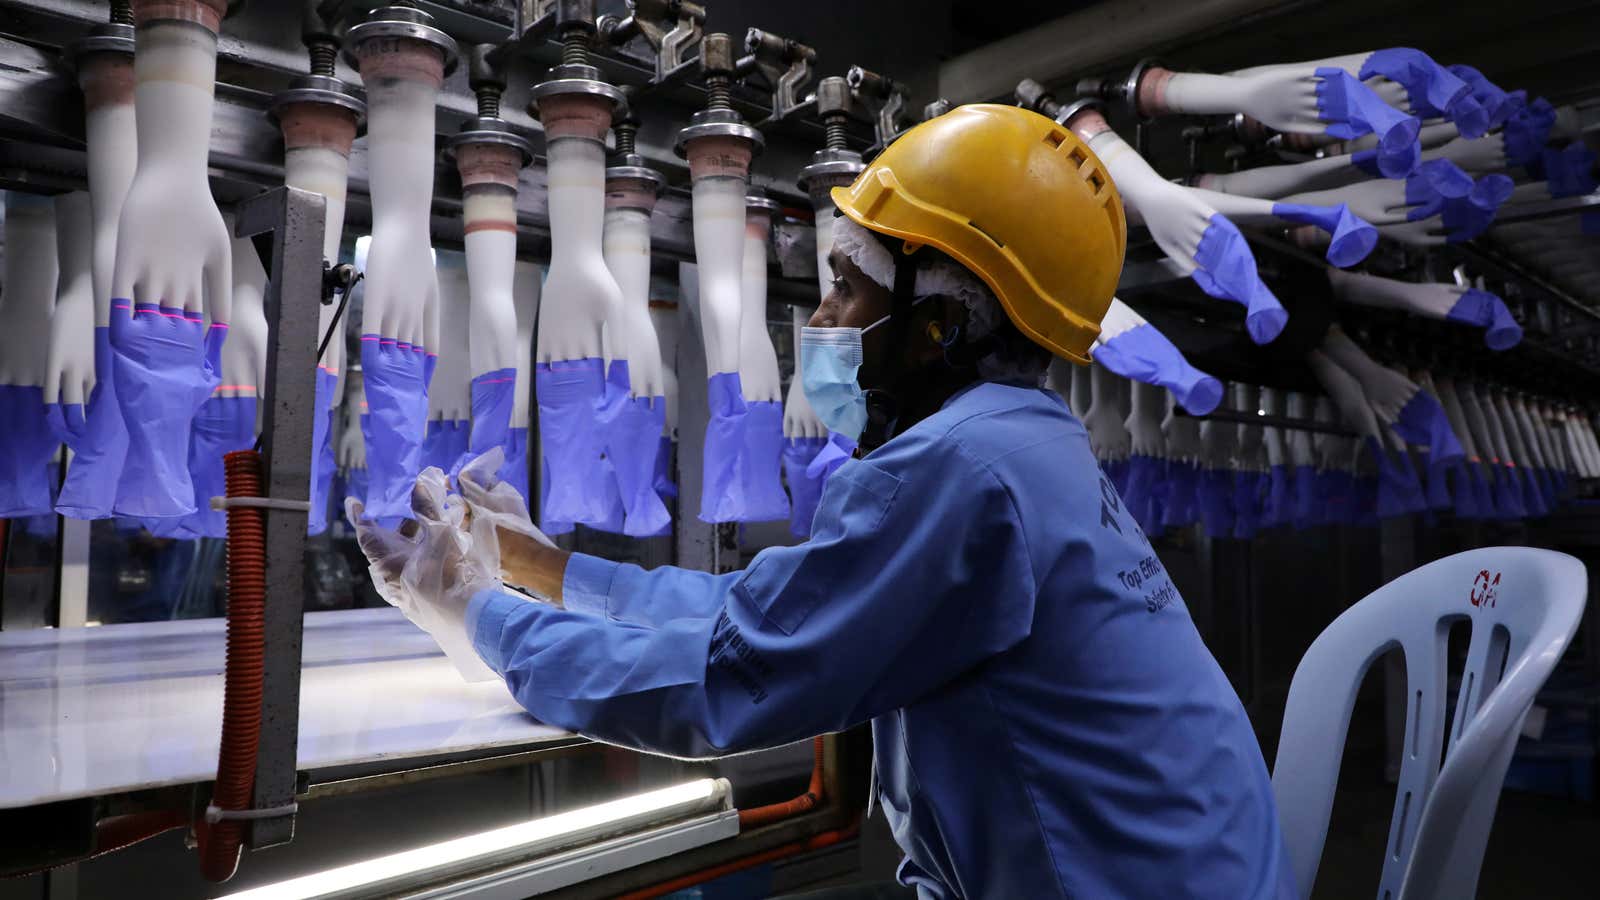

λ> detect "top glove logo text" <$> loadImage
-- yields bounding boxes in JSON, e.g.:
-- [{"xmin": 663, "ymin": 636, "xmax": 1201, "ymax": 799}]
[{"xmin": 1469, "ymin": 569, "xmax": 1501, "ymax": 608}]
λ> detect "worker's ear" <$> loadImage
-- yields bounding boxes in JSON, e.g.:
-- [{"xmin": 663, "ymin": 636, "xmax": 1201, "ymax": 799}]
[{"xmin": 911, "ymin": 297, "xmax": 966, "ymax": 366}]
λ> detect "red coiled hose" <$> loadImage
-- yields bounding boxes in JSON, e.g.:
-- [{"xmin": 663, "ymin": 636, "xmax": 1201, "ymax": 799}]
[{"xmin": 198, "ymin": 449, "xmax": 269, "ymax": 882}]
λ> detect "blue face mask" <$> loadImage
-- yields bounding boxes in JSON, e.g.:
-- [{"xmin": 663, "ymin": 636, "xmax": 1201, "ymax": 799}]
[{"xmin": 800, "ymin": 316, "xmax": 889, "ymax": 441}]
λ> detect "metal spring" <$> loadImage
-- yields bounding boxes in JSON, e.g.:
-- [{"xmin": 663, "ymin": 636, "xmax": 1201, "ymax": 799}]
[
  {"xmin": 478, "ymin": 87, "xmax": 502, "ymax": 119},
  {"xmin": 562, "ymin": 30, "xmax": 589, "ymax": 66},
  {"xmin": 109, "ymin": 0, "xmax": 132, "ymax": 25},
  {"xmin": 308, "ymin": 41, "xmax": 337, "ymax": 77},
  {"xmin": 825, "ymin": 115, "xmax": 847, "ymax": 150},
  {"xmin": 705, "ymin": 75, "xmax": 732, "ymax": 110},
  {"xmin": 615, "ymin": 122, "xmax": 637, "ymax": 155}
]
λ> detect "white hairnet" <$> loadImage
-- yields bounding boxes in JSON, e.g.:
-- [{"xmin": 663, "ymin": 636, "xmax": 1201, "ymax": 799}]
[{"xmin": 831, "ymin": 215, "xmax": 1043, "ymax": 384}]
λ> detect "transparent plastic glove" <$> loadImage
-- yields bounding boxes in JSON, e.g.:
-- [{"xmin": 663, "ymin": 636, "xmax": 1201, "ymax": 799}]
[
  {"xmin": 1084, "ymin": 126, "xmax": 1287, "ymax": 343},
  {"xmin": 457, "ymin": 445, "xmax": 557, "ymax": 601},
  {"xmin": 346, "ymin": 468, "xmax": 503, "ymax": 682},
  {"xmin": 1092, "ymin": 298, "xmax": 1223, "ymax": 414}
]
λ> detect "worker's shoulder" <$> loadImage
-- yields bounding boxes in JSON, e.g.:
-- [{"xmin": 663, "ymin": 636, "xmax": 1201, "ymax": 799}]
[{"xmin": 896, "ymin": 381, "xmax": 1084, "ymax": 468}]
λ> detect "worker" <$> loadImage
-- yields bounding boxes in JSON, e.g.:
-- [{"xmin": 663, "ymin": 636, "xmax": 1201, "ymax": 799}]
[{"xmin": 351, "ymin": 105, "xmax": 1296, "ymax": 899}]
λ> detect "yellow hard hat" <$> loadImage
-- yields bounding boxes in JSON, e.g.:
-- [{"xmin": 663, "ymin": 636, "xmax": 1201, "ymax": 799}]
[{"xmin": 831, "ymin": 104, "xmax": 1125, "ymax": 364}]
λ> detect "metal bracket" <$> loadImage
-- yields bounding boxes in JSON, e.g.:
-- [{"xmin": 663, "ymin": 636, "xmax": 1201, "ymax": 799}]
[
  {"xmin": 231, "ymin": 185, "xmax": 328, "ymax": 851},
  {"xmin": 597, "ymin": 0, "xmax": 705, "ymax": 87},
  {"xmin": 740, "ymin": 28, "xmax": 816, "ymax": 129},
  {"xmin": 847, "ymin": 65, "xmax": 910, "ymax": 149}
]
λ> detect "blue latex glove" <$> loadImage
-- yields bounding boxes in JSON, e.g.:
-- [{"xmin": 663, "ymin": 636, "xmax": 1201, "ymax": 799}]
[
  {"xmin": 0, "ymin": 384, "xmax": 59, "ymax": 517},
  {"xmin": 1122, "ymin": 454, "xmax": 1164, "ymax": 537},
  {"xmin": 111, "ymin": 303, "xmax": 227, "ymax": 519},
  {"xmin": 1197, "ymin": 467, "xmax": 1234, "ymax": 538},
  {"xmin": 308, "ymin": 367, "xmax": 338, "ymax": 535},
  {"xmin": 165, "ymin": 394, "xmax": 258, "ymax": 538},
  {"xmin": 1091, "ymin": 321, "xmax": 1224, "ymax": 415},
  {"xmin": 1320, "ymin": 469, "xmax": 1358, "ymax": 526},
  {"xmin": 699, "ymin": 371, "xmax": 750, "ymax": 524},
  {"xmin": 1392, "ymin": 392, "xmax": 1465, "ymax": 465},
  {"xmin": 1523, "ymin": 464, "xmax": 1548, "ymax": 515},
  {"xmin": 501, "ymin": 426, "xmax": 530, "ymax": 505},
  {"xmin": 537, "ymin": 357, "xmax": 612, "ymax": 527},
  {"xmin": 428, "ymin": 418, "xmax": 469, "ymax": 477},
  {"xmin": 1354, "ymin": 475, "xmax": 1379, "ymax": 526},
  {"xmin": 54, "ymin": 327, "xmax": 129, "ymax": 519},
  {"xmin": 1271, "ymin": 202, "xmax": 1378, "ymax": 267},
  {"xmin": 599, "ymin": 361, "xmax": 671, "ymax": 537},
  {"xmin": 1543, "ymin": 143, "xmax": 1598, "ymax": 198},
  {"xmin": 1359, "ymin": 48, "xmax": 1487, "ymax": 138},
  {"xmin": 1447, "ymin": 65, "xmax": 1516, "ymax": 129},
  {"xmin": 461, "ymin": 367, "xmax": 516, "ymax": 478},
  {"xmin": 1190, "ymin": 214, "xmax": 1288, "ymax": 344},
  {"xmin": 1440, "ymin": 174, "xmax": 1514, "ymax": 242},
  {"xmin": 1230, "ymin": 470, "xmax": 1260, "ymax": 539},
  {"xmin": 1456, "ymin": 460, "xmax": 1486, "ymax": 519},
  {"xmin": 653, "ymin": 435, "xmax": 678, "ymax": 500},
  {"xmin": 1489, "ymin": 464, "xmax": 1526, "ymax": 519},
  {"xmin": 782, "ymin": 436, "xmax": 827, "ymax": 538},
  {"xmin": 734, "ymin": 400, "xmax": 791, "ymax": 524},
  {"xmin": 1423, "ymin": 456, "xmax": 1453, "ymax": 512},
  {"xmin": 361, "ymin": 335, "xmax": 430, "ymax": 521},
  {"xmin": 1465, "ymin": 462, "xmax": 1495, "ymax": 519},
  {"xmin": 1261, "ymin": 463, "xmax": 1291, "ymax": 528},
  {"xmin": 344, "ymin": 465, "xmax": 368, "ymax": 508},
  {"xmin": 1404, "ymin": 159, "xmax": 1476, "ymax": 222},
  {"xmin": 1315, "ymin": 67, "xmax": 1422, "ymax": 177},
  {"xmin": 18, "ymin": 462, "xmax": 59, "ymax": 537},
  {"xmin": 1291, "ymin": 464, "xmax": 1319, "ymax": 530},
  {"xmin": 1105, "ymin": 459, "xmax": 1131, "ymax": 499},
  {"xmin": 540, "ymin": 456, "xmax": 574, "ymax": 535},
  {"xmin": 1445, "ymin": 289, "xmax": 1522, "ymax": 351},
  {"xmin": 1161, "ymin": 460, "xmax": 1198, "ymax": 530},
  {"xmin": 1371, "ymin": 439, "xmax": 1428, "ymax": 518},
  {"xmin": 806, "ymin": 430, "xmax": 856, "ymax": 483},
  {"xmin": 1504, "ymin": 97, "xmax": 1557, "ymax": 169}
]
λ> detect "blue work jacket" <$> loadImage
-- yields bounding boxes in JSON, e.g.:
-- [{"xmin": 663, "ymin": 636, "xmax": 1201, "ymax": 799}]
[{"xmin": 469, "ymin": 382, "xmax": 1296, "ymax": 899}]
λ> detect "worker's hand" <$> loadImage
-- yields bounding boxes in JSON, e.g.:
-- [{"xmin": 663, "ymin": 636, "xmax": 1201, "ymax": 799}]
[
  {"xmin": 346, "ymin": 467, "xmax": 503, "ymax": 682},
  {"xmin": 457, "ymin": 447, "xmax": 568, "ymax": 605}
]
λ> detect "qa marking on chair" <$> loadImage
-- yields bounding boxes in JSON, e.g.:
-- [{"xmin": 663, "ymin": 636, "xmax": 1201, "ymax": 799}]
[{"xmin": 1469, "ymin": 569, "xmax": 1502, "ymax": 608}]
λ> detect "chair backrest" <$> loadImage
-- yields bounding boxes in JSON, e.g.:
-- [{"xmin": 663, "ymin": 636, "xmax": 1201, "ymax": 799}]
[{"xmin": 1271, "ymin": 547, "xmax": 1586, "ymax": 900}]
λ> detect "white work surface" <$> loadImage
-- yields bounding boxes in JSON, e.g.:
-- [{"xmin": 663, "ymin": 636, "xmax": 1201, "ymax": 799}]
[{"xmin": 0, "ymin": 608, "xmax": 573, "ymax": 809}]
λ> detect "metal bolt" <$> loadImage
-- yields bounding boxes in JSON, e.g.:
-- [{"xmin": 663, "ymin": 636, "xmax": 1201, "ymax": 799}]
[
  {"xmin": 815, "ymin": 76, "xmax": 851, "ymax": 150},
  {"xmin": 109, "ymin": 0, "xmax": 132, "ymax": 24},
  {"xmin": 700, "ymin": 32, "xmax": 735, "ymax": 110},
  {"xmin": 468, "ymin": 44, "xmax": 504, "ymax": 118},
  {"xmin": 556, "ymin": 0, "xmax": 596, "ymax": 65}
]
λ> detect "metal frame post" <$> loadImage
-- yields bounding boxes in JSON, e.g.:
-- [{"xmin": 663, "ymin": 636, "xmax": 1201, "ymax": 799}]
[{"xmin": 232, "ymin": 185, "xmax": 328, "ymax": 849}]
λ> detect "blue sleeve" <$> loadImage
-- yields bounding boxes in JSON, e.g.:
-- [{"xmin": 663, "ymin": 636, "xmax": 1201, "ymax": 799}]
[
  {"xmin": 469, "ymin": 431, "xmax": 1039, "ymax": 759},
  {"xmin": 559, "ymin": 551, "xmax": 737, "ymax": 625}
]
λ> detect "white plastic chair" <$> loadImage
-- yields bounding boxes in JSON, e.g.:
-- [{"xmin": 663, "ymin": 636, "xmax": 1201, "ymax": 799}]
[{"xmin": 1272, "ymin": 547, "xmax": 1587, "ymax": 900}]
